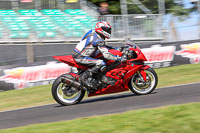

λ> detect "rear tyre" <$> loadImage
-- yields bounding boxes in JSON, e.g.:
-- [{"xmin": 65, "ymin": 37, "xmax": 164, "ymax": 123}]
[
  {"xmin": 129, "ymin": 68, "xmax": 158, "ymax": 95},
  {"xmin": 51, "ymin": 74, "xmax": 85, "ymax": 106}
]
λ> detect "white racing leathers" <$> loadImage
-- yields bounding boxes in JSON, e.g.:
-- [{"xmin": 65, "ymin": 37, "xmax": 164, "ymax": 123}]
[{"xmin": 72, "ymin": 31, "xmax": 118, "ymax": 68}]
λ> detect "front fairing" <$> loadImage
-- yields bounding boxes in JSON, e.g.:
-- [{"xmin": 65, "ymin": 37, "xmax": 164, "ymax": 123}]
[
  {"xmin": 126, "ymin": 43, "xmax": 147, "ymax": 62},
  {"xmin": 134, "ymin": 48, "xmax": 147, "ymax": 61}
]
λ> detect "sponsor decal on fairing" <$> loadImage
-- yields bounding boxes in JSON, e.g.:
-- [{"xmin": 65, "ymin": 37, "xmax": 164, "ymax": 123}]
[
  {"xmin": 176, "ymin": 42, "xmax": 200, "ymax": 64},
  {"xmin": 0, "ymin": 62, "xmax": 70, "ymax": 89}
]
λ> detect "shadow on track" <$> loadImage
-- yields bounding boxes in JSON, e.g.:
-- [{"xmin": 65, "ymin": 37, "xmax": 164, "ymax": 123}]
[
  {"xmin": 81, "ymin": 91, "xmax": 157, "ymax": 104},
  {"xmin": 54, "ymin": 91, "xmax": 157, "ymax": 108}
]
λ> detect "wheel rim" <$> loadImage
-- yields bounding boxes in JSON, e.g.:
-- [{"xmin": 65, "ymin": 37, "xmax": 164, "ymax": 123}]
[
  {"xmin": 131, "ymin": 70, "xmax": 156, "ymax": 94},
  {"xmin": 56, "ymin": 82, "xmax": 82, "ymax": 104}
]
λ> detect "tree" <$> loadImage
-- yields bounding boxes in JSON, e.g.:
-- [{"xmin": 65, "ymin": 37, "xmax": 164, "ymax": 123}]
[
  {"xmin": 88, "ymin": 0, "xmax": 121, "ymax": 14},
  {"xmin": 88, "ymin": 0, "xmax": 196, "ymax": 16}
]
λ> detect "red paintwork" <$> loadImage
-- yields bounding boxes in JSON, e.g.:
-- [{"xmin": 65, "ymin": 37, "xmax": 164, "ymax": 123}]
[
  {"xmin": 69, "ymin": 72, "xmax": 79, "ymax": 80},
  {"xmin": 53, "ymin": 44, "xmax": 150, "ymax": 97},
  {"xmin": 140, "ymin": 70, "xmax": 147, "ymax": 81},
  {"xmin": 140, "ymin": 65, "xmax": 150, "ymax": 81},
  {"xmin": 129, "ymin": 47, "xmax": 147, "ymax": 62},
  {"xmin": 109, "ymin": 49, "xmax": 122, "ymax": 56},
  {"xmin": 88, "ymin": 84, "xmax": 129, "ymax": 97},
  {"xmin": 53, "ymin": 55, "xmax": 87, "ymax": 70}
]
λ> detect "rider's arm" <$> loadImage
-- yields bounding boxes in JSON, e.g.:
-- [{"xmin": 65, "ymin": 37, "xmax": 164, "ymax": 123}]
[
  {"xmin": 97, "ymin": 42, "xmax": 119, "ymax": 61},
  {"xmin": 105, "ymin": 44, "xmax": 128, "ymax": 51}
]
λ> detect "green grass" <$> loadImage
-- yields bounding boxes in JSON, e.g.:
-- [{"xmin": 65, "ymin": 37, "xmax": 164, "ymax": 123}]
[
  {"xmin": 0, "ymin": 85, "xmax": 54, "ymax": 112},
  {"xmin": 0, "ymin": 103, "xmax": 200, "ymax": 133},
  {"xmin": 156, "ymin": 63, "xmax": 200, "ymax": 87},
  {"xmin": 0, "ymin": 63, "xmax": 200, "ymax": 112}
]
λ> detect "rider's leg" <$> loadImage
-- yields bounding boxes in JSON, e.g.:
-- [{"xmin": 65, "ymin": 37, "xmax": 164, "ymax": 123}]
[{"xmin": 75, "ymin": 57, "xmax": 106, "ymax": 89}]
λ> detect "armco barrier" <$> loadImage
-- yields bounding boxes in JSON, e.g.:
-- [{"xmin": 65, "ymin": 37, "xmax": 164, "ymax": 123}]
[{"xmin": 0, "ymin": 39, "xmax": 200, "ymax": 91}]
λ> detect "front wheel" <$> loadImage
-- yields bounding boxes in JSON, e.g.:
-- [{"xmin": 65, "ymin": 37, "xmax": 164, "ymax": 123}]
[
  {"xmin": 51, "ymin": 75, "xmax": 85, "ymax": 106},
  {"xmin": 129, "ymin": 67, "xmax": 158, "ymax": 95}
]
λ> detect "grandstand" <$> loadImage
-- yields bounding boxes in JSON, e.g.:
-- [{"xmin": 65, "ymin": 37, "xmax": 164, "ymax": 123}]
[
  {"xmin": 0, "ymin": 0, "xmax": 162, "ymax": 42},
  {"xmin": 0, "ymin": 9, "xmax": 97, "ymax": 40},
  {"xmin": 0, "ymin": 0, "xmax": 163, "ymax": 68}
]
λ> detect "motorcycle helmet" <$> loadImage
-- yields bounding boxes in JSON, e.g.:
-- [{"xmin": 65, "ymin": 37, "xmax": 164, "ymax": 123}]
[{"xmin": 95, "ymin": 21, "xmax": 111, "ymax": 39}]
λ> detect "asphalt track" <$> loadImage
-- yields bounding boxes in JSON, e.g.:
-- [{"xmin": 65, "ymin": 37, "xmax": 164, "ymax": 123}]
[{"xmin": 0, "ymin": 82, "xmax": 200, "ymax": 129}]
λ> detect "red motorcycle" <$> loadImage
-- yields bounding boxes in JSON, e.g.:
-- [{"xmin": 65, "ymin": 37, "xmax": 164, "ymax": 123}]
[{"xmin": 52, "ymin": 43, "xmax": 158, "ymax": 106}]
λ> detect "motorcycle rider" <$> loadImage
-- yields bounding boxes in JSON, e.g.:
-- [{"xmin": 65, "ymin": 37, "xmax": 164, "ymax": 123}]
[{"xmin": 72, "ymin": 21, "xmax": 125, "ymax": 90}]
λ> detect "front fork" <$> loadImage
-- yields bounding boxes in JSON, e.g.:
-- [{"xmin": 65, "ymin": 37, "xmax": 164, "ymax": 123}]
[{"xmin": 137, "ymin": 70, "xmax": 147, "ymax": 82}]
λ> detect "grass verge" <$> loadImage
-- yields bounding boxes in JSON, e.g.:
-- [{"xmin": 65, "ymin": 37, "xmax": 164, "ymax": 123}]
[
  {"xmin": 0, "ymin": 63, "xmax": 200, "ymax": 112},
  {"xmin": 0, "ymin": 103, "xmax": 200, "ymax": 133}
]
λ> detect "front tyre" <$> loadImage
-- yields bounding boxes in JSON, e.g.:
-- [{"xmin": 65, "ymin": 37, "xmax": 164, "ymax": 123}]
[
  {"xmin": 129, "ymin": 68, "xmax": 158, "ymax": 95},
  {"xmin": 51, "ymin": 75, "xmax": 85, "ymax": 106}
]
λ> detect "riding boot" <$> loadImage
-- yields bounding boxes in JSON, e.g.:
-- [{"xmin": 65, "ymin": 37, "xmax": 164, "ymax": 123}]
[
  {"xmin": 80, "ymin": 66, "xmax": 99, "ymax": 89},
  {"xmin": 89, "ymin": 66, "xmax": 99, "ymax": 74}
]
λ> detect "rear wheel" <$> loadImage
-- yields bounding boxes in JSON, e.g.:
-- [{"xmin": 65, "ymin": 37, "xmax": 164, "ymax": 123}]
[
  {"xmin": 129, "ymin": 68, "xmax": 158, "ymax": 95},
  {"xmin": 51, "ymin": 75, "xmax": 85, "ymax": 106}
]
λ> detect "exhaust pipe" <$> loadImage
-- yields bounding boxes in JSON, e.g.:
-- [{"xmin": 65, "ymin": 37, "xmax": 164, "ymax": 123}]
[{"xmin": 61, "ymin": 74, "xmax": 81, "ymax": 90}]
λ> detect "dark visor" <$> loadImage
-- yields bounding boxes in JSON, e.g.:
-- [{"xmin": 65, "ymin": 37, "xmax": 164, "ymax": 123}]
[{"xmin": 102, "ymin": 26, "xmax": 111, "ymax": 34}]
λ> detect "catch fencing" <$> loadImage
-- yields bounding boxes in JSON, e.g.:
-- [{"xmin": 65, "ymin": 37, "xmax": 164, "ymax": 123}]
[
  {"xmin": 98, "ymin": 14, "xmax": 162, "ymax": 39},
  {"xmin": 0, "ymin": 14, "xmax": 162, "ymax": 43}
]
